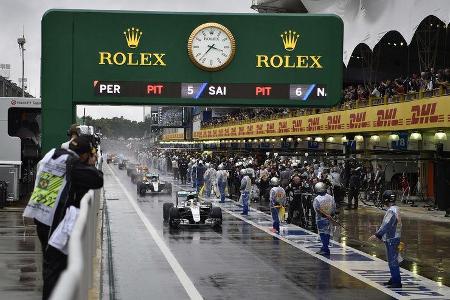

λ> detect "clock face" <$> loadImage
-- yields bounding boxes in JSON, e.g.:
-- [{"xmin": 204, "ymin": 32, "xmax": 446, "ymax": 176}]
[{"xmin": 188, "ymin": 23, "xmax": 236, "ymax": 71}]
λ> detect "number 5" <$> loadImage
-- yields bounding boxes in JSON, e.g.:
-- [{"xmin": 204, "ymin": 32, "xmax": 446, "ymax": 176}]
[{"xmin": 187, "ymin": 86, "xmax": 194, "ymax": 95}]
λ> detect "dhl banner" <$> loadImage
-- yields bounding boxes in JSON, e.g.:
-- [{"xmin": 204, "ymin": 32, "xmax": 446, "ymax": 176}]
[
  {"xmin": 193, "ymin": 96, "xmax": 450, "ymax": 140},
  {"xmin": 162, "ymin": 132, "xmax": 184, "ymax": 141}
]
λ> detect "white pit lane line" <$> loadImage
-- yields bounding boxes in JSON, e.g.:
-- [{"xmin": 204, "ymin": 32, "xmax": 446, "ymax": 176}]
[
  {"xmin": 218, "ymin": 202, "xmax": 450, "ymax": 300},
  {"xmin": 108, "ymin": 165, "xmax": 203, "ymax": 300},
  {"xmin": 149, "ymin": 174, "xmax": 450, "ymax": 299}
]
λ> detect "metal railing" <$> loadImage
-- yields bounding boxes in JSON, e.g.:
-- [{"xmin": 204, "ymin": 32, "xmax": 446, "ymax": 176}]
[{"xmin": 50, "ymin": 188, "xmax": 101, "ymax": 300}]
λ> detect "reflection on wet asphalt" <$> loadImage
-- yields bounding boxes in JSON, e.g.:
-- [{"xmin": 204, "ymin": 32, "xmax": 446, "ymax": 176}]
[
  {"xmin": 337, "ymin": 207, "xmax": 450, "ymax": 287},
  {"xmin": 106, "ymin": 165, "xmax": 393, "ymax": 300},
  {"xmin": 0, "ymin": 210, "xmax": 41, "ymax": 299},
  {"xmin": 247, "ymin": 193, "xmax": 450, "ymax": 287}
]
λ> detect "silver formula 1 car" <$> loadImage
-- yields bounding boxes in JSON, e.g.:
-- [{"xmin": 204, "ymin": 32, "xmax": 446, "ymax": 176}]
[
  {"xmin": 136, "ymin": 173, "xmax": 172, "ymax": 196},
  {"xmin": 163, "ymin": 191, "xmax": 222, "ymax": 229}
]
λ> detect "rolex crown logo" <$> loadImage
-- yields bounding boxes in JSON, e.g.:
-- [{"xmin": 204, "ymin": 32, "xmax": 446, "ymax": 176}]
[
  {"xmin": 123, "ymin": 27, "xmax": 143, "ymax": 49},
  {"xmin": 281, "ymin": 30, "xmax": 300, "ymax": 51}
]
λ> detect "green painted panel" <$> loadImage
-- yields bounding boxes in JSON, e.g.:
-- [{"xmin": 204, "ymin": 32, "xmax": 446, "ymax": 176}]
[
  {"xmin": 41, "ymin": 10, "xmax": 74, "ymax": 152},
  {"xmin": 41, "ymin": 10, "xmax": 343, "ymax": 151}
]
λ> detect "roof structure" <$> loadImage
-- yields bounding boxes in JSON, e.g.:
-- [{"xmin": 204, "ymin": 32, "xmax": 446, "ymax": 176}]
[{"xmin": 252, "ymin": 0, "xmax": 450, "ymax": 65}]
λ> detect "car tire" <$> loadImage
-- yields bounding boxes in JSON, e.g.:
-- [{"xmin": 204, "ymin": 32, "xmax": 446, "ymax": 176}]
[
  {"xmin": 210, "ymin": 206, "xmax": 222, "ymax": 219},
  {"xmin": 131, "ymin": 176, "xmax": 136, "ymax": 184},
  {"xmin": 166, "ymin": 183, "xmax": 172, "ymax": 194},
  {"xmin": 169, "ymin": 207, "xmax": 181, "ymax": 229},
  {"xmin": 210, "ymin": 207, "xmax": 222, "ymax": 227},
  {"xmin": 163, "ymin": 203, "xmax": 174, "ymax": 222},
  {"xmin": 139, "ymin": 187, "xmax": 146, "ymax": 197}
]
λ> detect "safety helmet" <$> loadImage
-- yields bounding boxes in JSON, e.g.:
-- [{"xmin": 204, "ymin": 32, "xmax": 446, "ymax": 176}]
[
  {"xmin": 382, "ymin": 190, "xmax": 397, "ymax": 204},
  {"xmin": 270, "ymin": 177, "xmax": 280, "ymax": 186},
  {"xmin": 240, "ymin": 168, "xmax": 247, "ymax": 176},
  {"xmin": 205, "ymin": 163, "xmax": 210, "ymax": 168},
  {"xmin": 218, "ymin": 164, "xmax": 224, "ymax": 170},
  {"xmin": 314, "ymin": 182, "xmax": 327, "ymax": 194}
]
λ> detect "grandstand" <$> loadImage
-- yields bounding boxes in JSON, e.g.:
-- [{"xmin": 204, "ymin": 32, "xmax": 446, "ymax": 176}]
[{"xmin": 194, "ymin": 0, "xmax": 450, "ymax": 129}]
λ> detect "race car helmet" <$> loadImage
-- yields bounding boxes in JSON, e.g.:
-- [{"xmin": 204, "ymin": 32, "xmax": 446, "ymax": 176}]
[
  {"xmin": 314, "ymin": 182, "xmax": 327, "ymax": 194},
  {"xmin": 382, "ymin": 190, "xmax": 397, "ymax": 204},
  {"xmin": 270, "ymin": 177, "xmax": 280, "ymax": 186},
  {"xmin": 187, "ymin": 194, "xmax": 198, "ymax": 201}
]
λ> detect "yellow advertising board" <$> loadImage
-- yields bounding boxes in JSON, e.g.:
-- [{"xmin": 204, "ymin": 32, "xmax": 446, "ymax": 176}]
[
  {"xmin": 162, "ymin": 132, "xmax": 184, "ymax": 141},
  {"xmin": 193, "ymin": 97, "xmax": 450, "ymax": 140}
]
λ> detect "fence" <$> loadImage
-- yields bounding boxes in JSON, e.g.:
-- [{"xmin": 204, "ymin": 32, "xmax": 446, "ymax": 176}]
[{"xmin": 50, "ymin": 188, "xmax": 101, "ymax": 300}]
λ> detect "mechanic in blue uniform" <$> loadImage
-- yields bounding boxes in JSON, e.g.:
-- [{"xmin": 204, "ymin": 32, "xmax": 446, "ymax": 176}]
[
  {"xmin": 312, "ymin": 182, "xmax": 336, "ymax": 256},
  {"xmin": 195, "ymin": 160, "xmax": 206, "ymax": 194},
  {"xmin": 369, "ymin": 190, "xmax": 402, "ymax": 288},
  {"xmin": 269, "ymin": 177, "xmax": 286, "ymax": 234},
  {"xmin": 240, "ymin": 169, "xmax": 252, "ymax": 215}
]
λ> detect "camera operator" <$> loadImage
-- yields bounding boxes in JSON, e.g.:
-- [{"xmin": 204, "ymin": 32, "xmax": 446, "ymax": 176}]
[
  {"xmin": 61, "ymin": 124, "xmax": 79, "ymax": 149},
  {"xmin": 24, "ymin": 134, "xmax": 103, "ymax": 299}
]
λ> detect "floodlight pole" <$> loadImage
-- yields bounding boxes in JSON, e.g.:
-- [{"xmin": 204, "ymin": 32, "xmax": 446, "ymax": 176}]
[{"xmin": 17, "ymin": 32, "xmax": 26, "ymax": 97}]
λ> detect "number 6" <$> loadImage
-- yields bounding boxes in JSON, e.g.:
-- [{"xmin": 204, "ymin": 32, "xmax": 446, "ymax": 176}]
[{"xmin": 296, "ymin": 88, "xmax": 302, "ymax": 96}]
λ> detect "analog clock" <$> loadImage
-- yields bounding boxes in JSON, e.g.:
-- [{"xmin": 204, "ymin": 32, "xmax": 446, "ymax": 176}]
[{"xmin": 188, "ymin": 22, "xmax": 236, "ymax": 71}]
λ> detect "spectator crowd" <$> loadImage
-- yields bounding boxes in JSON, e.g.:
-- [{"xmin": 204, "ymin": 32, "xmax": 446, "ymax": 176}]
[{"xmin": 201, "ymin": 68, "xmax": 449, "ymax": 128}]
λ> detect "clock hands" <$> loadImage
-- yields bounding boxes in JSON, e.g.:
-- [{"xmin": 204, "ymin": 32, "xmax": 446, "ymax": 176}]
[
  {"xmin": 199, "ymin": 43, "xmax": 225, "ymax": 62},
  {"xmin": 209, "ymin": 45, "xmax": 223, "ymax": 52},
  {"xmin": 199, "ymin": 44, "xmax": 215, "ymax": 60}
]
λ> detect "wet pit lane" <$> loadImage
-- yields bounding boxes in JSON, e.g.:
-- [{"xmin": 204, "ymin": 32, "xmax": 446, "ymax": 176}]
[
  {"xmin": 337, "ymin": 207, "xmax": 450, "ymax": 288},
  {"xmin": 104, "ymin": 164, "xmax": 393, "ymax": 300},
  {"xmin": 0, "ymin": 210, "xmax": 41, "ymax": 300}
]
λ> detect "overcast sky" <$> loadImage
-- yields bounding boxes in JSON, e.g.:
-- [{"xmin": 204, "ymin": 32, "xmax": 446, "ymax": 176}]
[{"xmin": 0, "ymin": 0, "xmax": 253, "ymax": 121}]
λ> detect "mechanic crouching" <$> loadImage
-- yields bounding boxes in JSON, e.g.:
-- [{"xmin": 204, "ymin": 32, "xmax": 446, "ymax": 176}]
[
  {"xmin": 313, "ymin": 182, "xmax": 336, "ymax": 256},
  {"xmin": 369, "ymin": 190, "xmax": 403, "ymax": 288}
]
